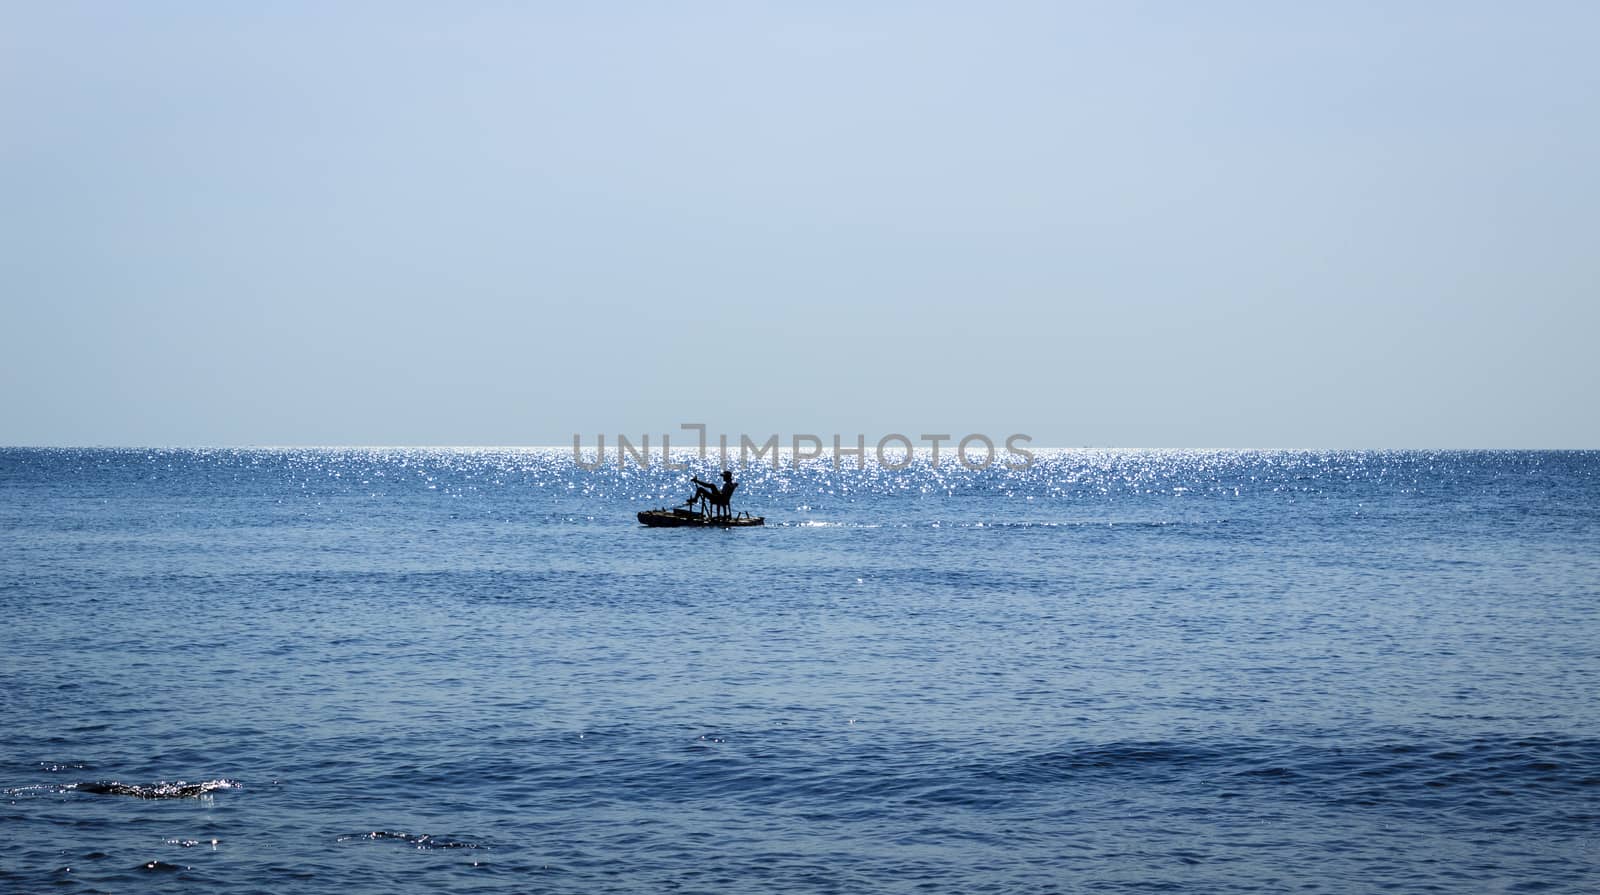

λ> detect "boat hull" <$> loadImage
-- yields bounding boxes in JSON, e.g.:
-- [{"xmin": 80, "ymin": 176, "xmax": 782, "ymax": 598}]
[{"xmin": 638, "ymin": 509, "xmax": 764, "ymax": 528}]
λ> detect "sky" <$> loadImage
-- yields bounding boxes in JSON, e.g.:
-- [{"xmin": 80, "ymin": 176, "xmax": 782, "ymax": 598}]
[{"xmin": 2, "ymin": 1, "xmax": 1596, "ymax": 447}]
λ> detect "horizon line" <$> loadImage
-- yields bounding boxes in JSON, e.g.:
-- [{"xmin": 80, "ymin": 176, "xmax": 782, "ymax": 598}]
[{"xmin": 2, "ymin": 444, "xmax": 1596, "ymax": 452}]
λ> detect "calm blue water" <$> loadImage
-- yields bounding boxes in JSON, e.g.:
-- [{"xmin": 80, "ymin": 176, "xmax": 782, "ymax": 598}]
[{"xmin": 2, "ymin": 448, "xmax": 1598, "ymax": 893}]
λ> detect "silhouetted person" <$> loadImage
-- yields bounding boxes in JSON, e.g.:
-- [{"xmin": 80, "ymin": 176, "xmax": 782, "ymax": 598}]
[{"xmin": 691, "ymin": 470, "xmax": 738, "ymax": 519}]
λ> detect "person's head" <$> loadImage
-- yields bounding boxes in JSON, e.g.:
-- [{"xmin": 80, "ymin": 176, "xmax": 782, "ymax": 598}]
[{"xmin": 721, "ymin": 469, "xmax": 733, "ymax": 481}]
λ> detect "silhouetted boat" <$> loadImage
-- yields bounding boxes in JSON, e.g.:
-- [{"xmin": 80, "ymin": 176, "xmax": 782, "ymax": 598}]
[{"xmin": 637, "ymin": 507, "xmax": 764, "ymax": 528}]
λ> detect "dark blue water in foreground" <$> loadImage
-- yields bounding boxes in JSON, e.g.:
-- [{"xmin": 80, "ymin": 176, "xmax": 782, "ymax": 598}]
[{"xmin": 3, "ymin": 448, "xmax": 1598, "ymax": 893}]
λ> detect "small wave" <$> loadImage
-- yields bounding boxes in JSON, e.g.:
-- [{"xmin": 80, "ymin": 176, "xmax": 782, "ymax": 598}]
[
  {"xmin": 983, "ymin": 733, "xmax": 1600, "ymax": 808},
  {"xmin": 987, "ymin": 741, "xmax": 1231, "ymax": 785},
  {"xmin": 2, "ymin": 784, "xmax": 61, "ymax": 797},
  {"xmin": 77, "ymin": 779, "xmax": 240, "ymax": 799},
  {"xmin": 136, "ymin": 860, "xmax": 189, "ymax": 872},
  {"xmin": 337, "ymin": 831, "xmax": 486, "ymax": 850}
]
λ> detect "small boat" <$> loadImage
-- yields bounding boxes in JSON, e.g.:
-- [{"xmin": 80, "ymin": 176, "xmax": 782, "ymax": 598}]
[{"xmin": 637, "ymin": 507, "xmax": 765, "ymax": 528}]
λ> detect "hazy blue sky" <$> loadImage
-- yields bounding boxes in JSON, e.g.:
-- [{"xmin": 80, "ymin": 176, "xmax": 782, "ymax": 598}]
[{"xmin": 2, "ymin": 2, "xmax": 1595, "ymax": 447}]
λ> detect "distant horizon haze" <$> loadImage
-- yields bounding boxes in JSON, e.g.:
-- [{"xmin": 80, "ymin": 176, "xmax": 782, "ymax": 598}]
[{"xmin": 3, "ymin": 3, "xmax": 1595, "ymax": 448}]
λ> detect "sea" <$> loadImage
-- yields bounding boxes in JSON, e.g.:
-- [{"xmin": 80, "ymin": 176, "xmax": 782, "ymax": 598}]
[{"xmin": 2, "ymin": 447, "xmax": 1597, "ymax": 894}]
